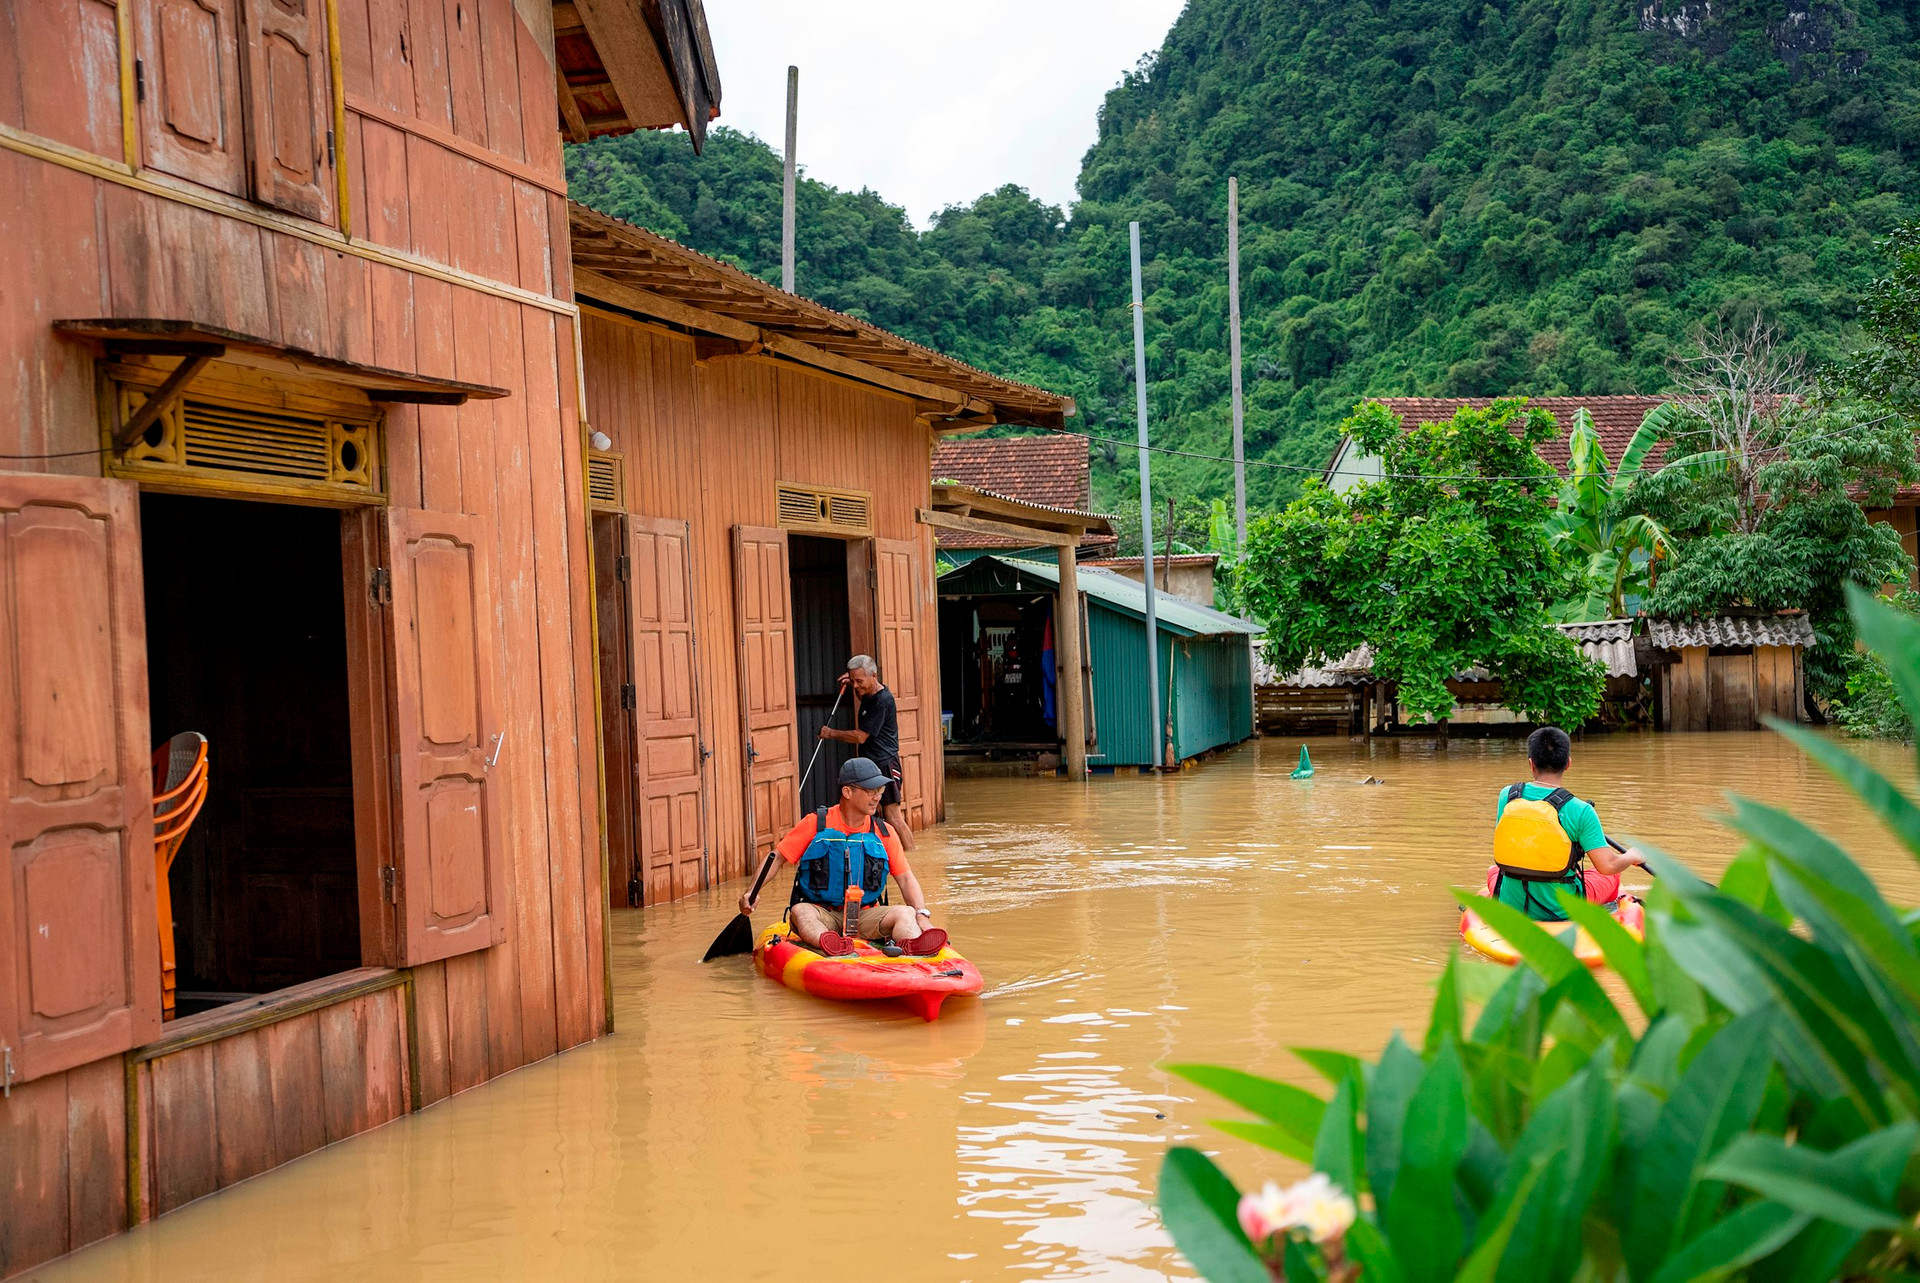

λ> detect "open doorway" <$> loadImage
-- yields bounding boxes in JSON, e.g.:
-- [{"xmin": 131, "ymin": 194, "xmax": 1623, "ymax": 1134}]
[
  {"xmin": 141, "ymin": 493, "xmax": 362, "ymax": 1016},
  {"xmin": 938, "ymin": 590, "xmax": 1058, "ymax": 752},
  {"xmin": 790, "ymin": 534, "xmax": 853, "ymax": 813}
]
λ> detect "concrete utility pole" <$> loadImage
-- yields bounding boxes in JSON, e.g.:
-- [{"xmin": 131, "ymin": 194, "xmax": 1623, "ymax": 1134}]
[
  {"xmin": 782, "ymin": 65, "xmax": 798, "ymax": 293},
  {"xmin": 1129, "ymin": 222, "xmax": 1163, "ymax": 769},
  {"xmin": 1228, "ymin": 175, "xmax": 1246, "ymax": 547}
]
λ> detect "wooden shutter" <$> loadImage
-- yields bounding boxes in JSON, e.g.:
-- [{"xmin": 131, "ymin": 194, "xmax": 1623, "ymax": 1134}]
[
  {"xmin": 874, "ymin": 538, "xmax": 927, "ymax": 829},
  {"xmin": 386, "ymin": 508, "xmax": 508, "ymax": 964},
  {"xmin": 628, "ymin": 516, "xmax": 707, "ymax": 904},
  {"xmin": 732, "ymin": 526, "xmax": 797, "ymax": 861},
  {"xmin": 0, "ymin": 475, "xmax": 159, "ymax": 1085},
  {"xmin": 136, "ymin": 0, "xmax": 249, "ymax": 195},
  {"xmin": 238, "ymin": 0, "xmax": 334, "ymax": 220}
]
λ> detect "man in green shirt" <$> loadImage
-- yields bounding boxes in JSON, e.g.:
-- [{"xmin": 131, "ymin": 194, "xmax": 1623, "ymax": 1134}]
[{"xmin": 1486, "ymin": 726, "xmax": 1646, "ymax": 921}]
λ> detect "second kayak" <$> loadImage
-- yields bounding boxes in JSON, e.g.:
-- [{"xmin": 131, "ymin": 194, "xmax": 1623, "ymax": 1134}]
[
  {"xmin": 755, "ymin": 921, "xmax": 983, "ymax": 1021},
  {"xmin": 1459, "ymin": 896, "xmax": 1646, "ymax": 969}
]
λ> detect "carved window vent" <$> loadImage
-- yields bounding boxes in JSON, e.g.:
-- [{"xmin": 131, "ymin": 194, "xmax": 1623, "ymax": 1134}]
[
  {"xmin": 108, "ymin": 376, "xmax": 382, "ymax": 503},
  {"xmin": 587, "ymin": 450, "xmax": 624, "ymax": 511},
  {"xmin": 776, "ymin": 482, "xmax": 872, "ymax": 535}
]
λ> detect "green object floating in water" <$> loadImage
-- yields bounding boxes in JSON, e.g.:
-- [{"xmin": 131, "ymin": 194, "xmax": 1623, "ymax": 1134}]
[{"xmin": 1290, "ymin": 746, "xmax": 1314, "ymax": 779}]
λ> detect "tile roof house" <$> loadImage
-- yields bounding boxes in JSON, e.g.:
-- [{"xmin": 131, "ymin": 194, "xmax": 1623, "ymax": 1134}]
[
  {"xmin": 1324, "ymin": 396, "xmax": 1670, "ymax": 490},
  {"xmin": 930, "ymin": 435, "xmax": 1118, "ymax": 553}
]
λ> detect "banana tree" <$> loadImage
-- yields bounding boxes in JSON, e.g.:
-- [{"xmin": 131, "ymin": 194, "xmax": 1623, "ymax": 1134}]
[{"xmin": 1546, "ymin": 404, "xmax": 1701, "ymax": 621}]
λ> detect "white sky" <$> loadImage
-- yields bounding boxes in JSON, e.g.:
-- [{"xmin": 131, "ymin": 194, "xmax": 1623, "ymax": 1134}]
[{"xmin": 701, "ymin": 1, "xmax": 1190, "ymax": 226}]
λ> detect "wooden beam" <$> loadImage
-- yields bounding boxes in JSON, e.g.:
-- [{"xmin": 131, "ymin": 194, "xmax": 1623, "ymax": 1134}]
[
  {"xmin": 576, "ymin": 270, "xmax": 758, "ymax": 341},
  {"xmin": 919, "ymin": 508, "xmax": 1078, "ymax": 548},
  {"xmin": 693, "ymin": 335, "xmax": 763, "ymax": 363},
  {"xmin": 555, "ymin": 66, "xmax": 591, "ymax": 144},
  {"xmin": 760, "ymin": 332, "xmax": 965, "ymax": 409},
  {"xmin": 114, "ymin": 353, "xmax": 215, "ymax": 452}
]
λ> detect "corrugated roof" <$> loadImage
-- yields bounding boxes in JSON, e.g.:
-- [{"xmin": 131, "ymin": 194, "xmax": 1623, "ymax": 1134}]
[
  {"xmin": 1084, "ymin": 554, "xmax": 1221, "ymax": 570},
  {"xmin": 1648, "ymin": 614, "xmax": 1815, "ymax": 650},
  {"xmin": 941, "ymin": 555, "xmax": 1262, "ymax": 638},
  {"xmin": 1258, "ymin": 619, "xmax": 1642, "ymax": 687},
  {"xmin": 1326, "ymin": 396, "xmax": 1671, "ymax": 479}
]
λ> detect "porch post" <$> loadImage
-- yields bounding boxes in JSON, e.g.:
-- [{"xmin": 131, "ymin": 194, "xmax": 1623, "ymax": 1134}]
[{"xmin": 1057, "ymin": 544, "xmax": 1087, "ymax": 781}]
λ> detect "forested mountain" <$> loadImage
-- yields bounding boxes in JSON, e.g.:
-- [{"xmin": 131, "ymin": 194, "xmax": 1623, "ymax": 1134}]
[{"xmin": 566, "ymin": 0, "xmax": 1920, "ymax": 525}]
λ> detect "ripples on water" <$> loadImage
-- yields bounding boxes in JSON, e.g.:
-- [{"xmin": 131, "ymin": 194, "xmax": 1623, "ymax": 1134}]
[{"xmin": 47, "ymin": 731, "xmax": 1919, "ymax": 1281}]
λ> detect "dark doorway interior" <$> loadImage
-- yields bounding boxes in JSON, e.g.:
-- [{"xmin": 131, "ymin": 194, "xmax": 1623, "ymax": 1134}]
[
  {"xmin": 938, "ymin": 592, "xmax": 1057, "ymax": 749},
  {"xmin": 142, "ymin": 493, "xmax": 361, "ymax": 1013},
  {"xmin": 790, "ymin": 534, "xmax": 853, "ymax": 813},
  {"xmin": 592, "ymin": 512, "xmax": 641, "ymax": 906}
]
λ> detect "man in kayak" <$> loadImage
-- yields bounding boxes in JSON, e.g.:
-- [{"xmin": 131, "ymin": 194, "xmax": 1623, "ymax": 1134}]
[
  {"xmin": 737, "ymin": 758, "xmax": 946, "ymax": 957},
  {"xmin": 1488, "ymin": 726, "xmax": 1646, "ymax": 921}
]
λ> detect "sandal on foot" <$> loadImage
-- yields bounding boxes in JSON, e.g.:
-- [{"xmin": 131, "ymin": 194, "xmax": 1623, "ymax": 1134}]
[
  {"xmin": 903, "ymin": 928, "xmax": 948, "ymax": 956},
  {"xmin": 817, "ymin": 930, "xmax": 856, "ymax": 957}
]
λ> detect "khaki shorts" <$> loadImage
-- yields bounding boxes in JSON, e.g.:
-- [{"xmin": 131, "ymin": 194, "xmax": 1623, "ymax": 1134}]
[{"xmin": 789, "ymin": 901, "xmax": 892, "ymax": 939}]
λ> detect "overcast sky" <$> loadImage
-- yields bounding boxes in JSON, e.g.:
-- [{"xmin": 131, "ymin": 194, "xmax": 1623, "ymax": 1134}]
[{"xmin": 702, "ymin": 0, "xmax": 1189, "ymax": 227}]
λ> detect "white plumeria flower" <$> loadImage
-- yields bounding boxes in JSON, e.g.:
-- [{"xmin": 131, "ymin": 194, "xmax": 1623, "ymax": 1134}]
[{"xmin": 1237, "ymin": 1173, "xmax": 1358, "ymax": 1248}]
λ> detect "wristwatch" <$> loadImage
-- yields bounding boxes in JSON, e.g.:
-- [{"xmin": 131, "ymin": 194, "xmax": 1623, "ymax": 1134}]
[{"xmin": 915, "ymin": 908, "xmax": 932, "ymax": 919}]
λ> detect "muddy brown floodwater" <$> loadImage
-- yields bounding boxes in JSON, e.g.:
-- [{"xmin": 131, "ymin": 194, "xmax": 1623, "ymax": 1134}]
[{"xmin": 43, "ymin": 731, "xmax": 1920, "ymax": 1281}]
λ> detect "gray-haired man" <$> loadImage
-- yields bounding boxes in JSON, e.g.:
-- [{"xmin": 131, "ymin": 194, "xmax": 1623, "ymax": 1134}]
[{"xmin": 817, "ymin": 654, "xmax": 917, "ymax": 850}]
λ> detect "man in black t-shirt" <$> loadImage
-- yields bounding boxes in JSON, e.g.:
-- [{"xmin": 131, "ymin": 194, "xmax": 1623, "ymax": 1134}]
[{"xmin": 818, "ymin": 654, "xmax": 916, "ymax": 849}]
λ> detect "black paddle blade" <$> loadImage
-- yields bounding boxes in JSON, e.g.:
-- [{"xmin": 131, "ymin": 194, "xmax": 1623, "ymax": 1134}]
[{"xmin": 702, "ymin": 913, "xmax": 755, "ymax": 962}]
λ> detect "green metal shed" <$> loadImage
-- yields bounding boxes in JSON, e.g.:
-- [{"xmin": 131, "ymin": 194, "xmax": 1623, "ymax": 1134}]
[{"xmin": 937, "ymin": 554, "xmax": 1260, "ymax": 768}]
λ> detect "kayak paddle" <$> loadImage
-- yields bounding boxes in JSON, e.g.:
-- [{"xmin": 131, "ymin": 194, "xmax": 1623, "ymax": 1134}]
[
  {"xmin": 702, "ymin": 850, "xmax": 780, "ymax": 961},
  {"xmin": 700, "ymin": 685, "xmax": 848, "ymax": 962}
]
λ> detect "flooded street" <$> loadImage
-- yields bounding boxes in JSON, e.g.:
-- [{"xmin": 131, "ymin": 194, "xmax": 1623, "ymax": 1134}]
[{"xmin": 42, "ymin": 731, "xmax": 1919, "ymax": 1282}]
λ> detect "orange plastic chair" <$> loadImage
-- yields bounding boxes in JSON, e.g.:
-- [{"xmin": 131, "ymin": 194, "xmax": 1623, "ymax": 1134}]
[{"xmin": 152, "ymin": 732, "xmax": 208, "ymax": 1021}]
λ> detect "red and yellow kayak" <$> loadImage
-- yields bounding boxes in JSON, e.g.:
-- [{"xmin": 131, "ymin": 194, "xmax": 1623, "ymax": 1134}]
[
  {"xmin": 755, "ymin": 921, "xmax": 983, "ymax": 1021},
  {"xmin": 1459, "ymin": 897, "xmax": 1645, "ymax": 969}
]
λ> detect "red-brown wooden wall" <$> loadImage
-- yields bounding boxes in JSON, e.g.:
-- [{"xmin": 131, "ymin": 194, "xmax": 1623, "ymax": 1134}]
[
  {"xmin": 579, "ymin": 307, "xmax": 947, "ymax": 897},
  {"xmin": 0, "ymin": 2, "xmax": 607, "ymax": 1273}
]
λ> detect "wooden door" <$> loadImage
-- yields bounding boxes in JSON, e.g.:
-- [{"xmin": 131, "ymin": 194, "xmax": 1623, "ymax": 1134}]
[
  {"xmin": 733, "ymin": 526, "xmax": 797, "ymax": 864},
  {"xmin": 0, "ymin": 475, "xmax": 159, "ymax": 1085},
  {"xmin": 136, "ymin": 0, "xmax": 249, "ymax": 196},
  {"xmin": 874, "ymin": 538, "xmax": 927, "ymax": 829},
  {"xmin": 1707, "ymin": 650, "xmax": 1757, "ymax": 732},
  {"xmin": 238, "ymin": 0, "xmax": 334, "ymax": 220},
  {"xmin": 385, "ymin": 508, "xmax": 508, "ymax": 964},
  {"xmin": 592, "ymin": 516, "xmax": 639, "ymax": 906},
  {"xmin": 628, "ymin": 516, "xmax": 707, "ymax": 904}
]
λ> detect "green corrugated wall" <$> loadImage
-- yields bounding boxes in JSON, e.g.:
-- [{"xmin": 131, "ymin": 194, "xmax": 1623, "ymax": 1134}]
[{"xmin": 1085, "ymin": 601, "xmax": 1253, "ymax": 767}]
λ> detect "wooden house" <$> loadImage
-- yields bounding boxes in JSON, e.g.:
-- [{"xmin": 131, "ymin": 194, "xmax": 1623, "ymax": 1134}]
[
  {"xmin": 565, "ymin": 205, "xmax": 1076, "ymax": 906},
  {"xmin": 1649, "ymin": 614, "xmax": 1812, "ymax": 731},
  {"xmin": 928, "ymin": 434, "xmax": 1118, "ymax": 566},
  {"xmin": 0, "ymin": 2, "xmax": 716, "ymax": 1274}
]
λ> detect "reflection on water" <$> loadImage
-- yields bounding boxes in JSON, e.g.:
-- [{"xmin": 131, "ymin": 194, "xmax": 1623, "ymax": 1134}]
[{"xmin": 46, "ymin": 732, "xmax": 1919, "ymax": 1281}]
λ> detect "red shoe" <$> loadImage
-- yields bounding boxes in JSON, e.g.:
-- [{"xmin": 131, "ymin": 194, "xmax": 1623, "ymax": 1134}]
[
  {"xmin": 903, "ymin": 928, "xmax": 948, "ymax": 957},
  {"xmin": 817, "ymin": 930, "xmax": 855, "ymax": 957}
]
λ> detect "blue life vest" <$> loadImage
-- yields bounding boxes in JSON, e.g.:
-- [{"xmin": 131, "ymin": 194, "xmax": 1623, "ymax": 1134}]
[{"xmin": 789, "ymin": 807, "xmax": 892, "ymax": 910}]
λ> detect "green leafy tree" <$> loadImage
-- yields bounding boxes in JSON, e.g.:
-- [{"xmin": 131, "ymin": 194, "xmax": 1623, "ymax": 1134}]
[
  {"xmin": 1158, "ymin": 589, "xmax": 1920, "ymax": 1282},
  {"xmin": 1836, "ymin": 220, "xmax": 1920, "ymax": 423},
  {"xmin": 1241, "ymin": 400, "xmax": 1603, "ymax": 728},
  {"xmin": 1629, "ymin": 322, "xmax": 1917, "ymax": 699}
]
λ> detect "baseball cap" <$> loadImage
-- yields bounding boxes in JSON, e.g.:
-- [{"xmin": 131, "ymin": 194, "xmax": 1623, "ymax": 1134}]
[{"xmin": 838, "ymin": 758, "xmax": 890, "ymax": 791}]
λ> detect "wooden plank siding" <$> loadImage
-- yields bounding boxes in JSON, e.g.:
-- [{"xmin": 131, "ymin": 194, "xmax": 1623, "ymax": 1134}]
[
  {"xmin": 0, "ymin": 2, "xmax": 610, "ymax": 1274},
  {"xmin": 580, "ymin": 308, "xmax": 947, "ymax": 897}
]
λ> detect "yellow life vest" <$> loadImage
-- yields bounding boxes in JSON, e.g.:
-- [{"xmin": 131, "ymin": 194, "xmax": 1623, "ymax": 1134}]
[{"xmin": 1492, "ymin": 784, "xmax": 1580, "ymax": 881}]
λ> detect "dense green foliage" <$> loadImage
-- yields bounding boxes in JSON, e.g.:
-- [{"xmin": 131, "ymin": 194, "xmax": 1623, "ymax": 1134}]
[
  {"xmin": 1837, "ymin": 222, "xmax": 1920, "ymax": 419},
  {"xmin": 1546, "ymin": 405, "xmax": 1689, "ymax": 620},
  {"xmin": 1159, "ymin": 590, "xmax": 1920, "ymax": 1282},
  {"xmin": 567, "ymin": 0, "xmax": 1920, "ymax": 522},
  {"xmin": 1240, "ymin": 400, "xmax": 1603, "ymax": 727},
  {"xmin": 1632, "ymin": 397, "xmax": 1915, "ymax": 698}
]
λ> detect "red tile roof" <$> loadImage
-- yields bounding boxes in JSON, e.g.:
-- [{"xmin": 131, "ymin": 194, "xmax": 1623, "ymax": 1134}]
[
  {"xmin": 931, "ymin": 435, "xmax": 1095, "ymax": 548},
  {"xmin": 1331, "ymin": 397, "xmax": 1670, "ymax": 477}
]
